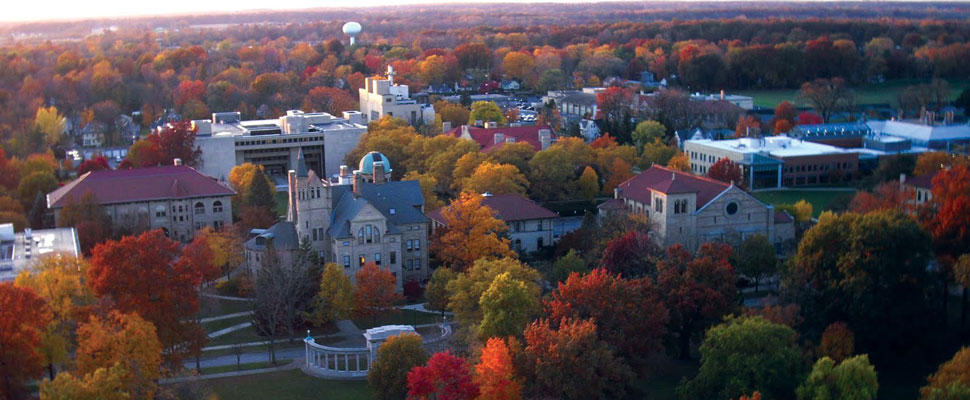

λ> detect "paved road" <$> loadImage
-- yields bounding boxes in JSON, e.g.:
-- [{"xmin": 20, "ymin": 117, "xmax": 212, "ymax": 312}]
[{"xmin": 188, "ymin": 344, "xmax": 307, "ymax": 369}]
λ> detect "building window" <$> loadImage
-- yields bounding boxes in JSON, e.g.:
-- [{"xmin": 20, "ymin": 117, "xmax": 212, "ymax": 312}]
[
  {"xmin": 343, "ymin": 241, "xmax": 350, "ymax": 246},
  {"xmin": 359, "ymin": 254, "xmax": 365, "ymax": 267},
  {"xmin": 726, "ymin": 202, "xmax": 739, "ymax": 215},
  {"xmin": 655, "ymin": 197, "xmax": 663, "ymax": 213},
  {"xmin": 375, "ymin": 253, "xmax": 381, "ymax": 266},
  {"xmin": 155, "ymin": 206, "xmax": 166, "ymax": 218},
  {"xmin": 343, "ymin": 256, "xmax": 350, "ymax": 268},
  {"xmin": 406, "ymin": 240, "xmax": 413, "ymax": 252},
  {"xmin": 214, "ymin": 220, "xmax": 224, "ymax": 230},
  {"xmin": 414, "ymin": 258, "xmax": 421, "ymax": 270},
  {"xmin": 537, "ymin": 237, "xmax": 543, "ymax": 248},
  {"xmin": 406, "ymin": 259, "xmax": 413, "ymax": 271},
  {"xmin": 195, "ymin": 222, "xmax": 204, "ymax": 230},
  {"xmin": 413, "ymin": 239, "xmax": 420, "ymax": 251},
  {"xmin": 390, "ymin": 251, "xmax": 396, "ymax": 264},
  {"xmin": 195, "ymin": 202, "xmax": 205, "ymax": 215},
  {"xmin": 312, "ymin": 229, "xmax": 318, "ymax": 241},
  {"xmin": 537, "ymin": 220, "xmax": 543, "ymax": 230},
  {"xmin": 358, "ymin": 227, "xmax": 365, "ymax": 244},
  {"xmin": 213, "ymin": 201, "xmax": 223, "ymax": 213}
]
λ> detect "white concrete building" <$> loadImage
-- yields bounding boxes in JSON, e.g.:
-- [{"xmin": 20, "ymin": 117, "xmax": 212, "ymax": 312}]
[
  {"xmin": 359, "ymin": 66, "xmax": 434, "ymax": 126},
  {"xmin": 0, "ymin": 224, "xmax": 81, "ymax": 282},
  {"xmin": 193, "ymin": 109, "xmax": 367, "ymax": 182}
]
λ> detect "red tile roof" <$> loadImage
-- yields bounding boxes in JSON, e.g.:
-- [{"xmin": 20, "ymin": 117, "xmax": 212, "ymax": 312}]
[
  {"xmin": 774, "ymin": 209, "xmax": 794, "ymax": 223},
  {"xmin": 428, "ymin": 193, "xmax": 558, "ymax": 224},
  {"xmin": 444, "ymin": 125, "xmax": 556, "ymax": 152},
  {"xmin": 904, "ymin": 173, "xmax": 935, "ymax": 190},
  {"xmin": 615, "ymin": 165, "xmax": 730, "ymax": 210},
  {"xmin": 48, "ymin": 166, "xmax": 235, "ymax": 208}
]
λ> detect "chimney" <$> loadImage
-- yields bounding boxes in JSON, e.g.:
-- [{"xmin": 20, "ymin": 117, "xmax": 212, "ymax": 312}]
[
  {"xmin": 460, "ymin": 125, "xmax": 471, "ymax": 138},
  {"xmin": 720, "ymin": 90, "xmax": 725, "ymax": 101},
  {"xmin": 539, "ymin": 129, "xmax": 552, "ymax": 150},
  {"xmin": 494, "ymin": 133, "xmax": 505, "ymax": 144},
  {"xmin": 373, "ymin": 162, "xmax": 386, "ymax": 184},
  {"xmin": 173, "ymin": 158, "xmax": 182, "ymax": 166},
  {"xmin": 899, "ymin": 172, "xmax": 907, "ymax": 186},
  {"xmin": 442, "ymin": 121, "xmax": 452, "ymax": 132}
]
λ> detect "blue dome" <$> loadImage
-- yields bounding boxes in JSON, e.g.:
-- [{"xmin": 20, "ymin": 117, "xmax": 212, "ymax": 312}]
[{"xmin": 359, "ymin": 151, "xmax": 392, "ymax": 175}]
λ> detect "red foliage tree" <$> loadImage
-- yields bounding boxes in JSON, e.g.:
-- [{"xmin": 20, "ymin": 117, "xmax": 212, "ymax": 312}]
[
  {"xmin": 407, "ymin": 351, "xmax": 479, "ymax": 400},
  {"xmin": 145, "ymin": 121, "xmax": 202, "ymax": 166},
  {"xmin": 180, "ymin": 234, "xmax": 219, "ymax": 284},
  {"xmin": 87, "ymin": 229, "xmax": 208, "ymax": 366},
  {"xmin": 849, "ymin": 181, "xmax": 912, "ymax": 214},
  {"xmin": 928, "ymin": 165, "xmax": 970, "ymax": 261},
  {"xmin": 403, "ymin": 280, "xmax": 423, "ymax": 303},
  {"xmin": 774, "ymin": 101, "xmax": 797, "ymax": 125},
  {"xmin": 734, "ymin": 115, "xmax": 762, "ymax": 138},
  {"xmin": 658, "ymin": 243, "xmax": 737, "ymax": 359},
  {"xmin": 475, "ymin": 338, "xmax": 522, "ymax": 400},
  {"xmin": 0, "ymin": 283, "xmax": 51, "ymax": 399},
  {"xmin": 174, "ymin": 80, "xmax": 205, "ymax": 107},
  {"xmin": 796, "ymin": 111, "xmax": 823, "ymax": 125},
  {"xmin": 77, "ymin": 156, "xmax": 110, "ymax": 175},
  {"xmin": 0, "ymin": 149, "xmax": 19, "ymax": 191},
  {"xmin": 545, "ymin": 268, "xmax": 668, "ymax": 366},
  {"xmin": 706, "ymin": 157, "xmax": 744, "ymax": 187},
  {"xmin": 353, "ymin": 262, "xmax": 404, "ymax": 320},
  {"xmin": 302, "ymin": 86, "xmax": 358, "ymax": 116},
  {"xmin": 599, "ymin": 231, "xmax": 659, "ymax": 277}
]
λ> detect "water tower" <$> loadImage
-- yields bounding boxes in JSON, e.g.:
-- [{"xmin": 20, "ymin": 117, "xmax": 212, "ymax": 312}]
[{"xmin": 342, "ymin": 21, "xmax": 362, "ymax": 46}]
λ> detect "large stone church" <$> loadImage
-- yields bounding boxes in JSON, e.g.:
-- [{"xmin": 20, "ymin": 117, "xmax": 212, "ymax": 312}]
[{"xmin": 244, "ymin": 151, "xmax": 430, "ymax": 290}]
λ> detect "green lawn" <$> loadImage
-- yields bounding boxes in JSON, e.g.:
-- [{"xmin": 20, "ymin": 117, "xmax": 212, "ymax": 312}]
[
  {"xmin": 201, "ymin": 361, "xmax": 274, "ymax": 375},
  {"xmin": 753, "ymin": 189, "xmax": 856, "ymax": 218},
  {"xmin": 202, "ymin": 315, "xmax": 252, "ymax": 334},
  {"xmin": 275, "ymin": 191, "xmax": 288, "ymax": 216},
  {"xmin": 736, "ymin": 79, "xmax": 970, "ymax": 109},
  {"xmin": 203, "ymin": 369, "xmax": 372, "ymax": 400},
  {"xmin": 352, "ymin": 309, "xmax": 443, "ymax": 330},
  {"xmin": 199, "ymin": 296, "xmax": 252, "ymax": 318}
]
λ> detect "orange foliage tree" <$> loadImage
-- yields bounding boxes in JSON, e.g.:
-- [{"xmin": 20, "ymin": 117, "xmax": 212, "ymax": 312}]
[
  {"xmin": 302, "ymin": 86, "xmax": 357, "ymax": 116},
  {"xmin": 475, "ymin": 338, "xmax": 522, "ymax": 400},
  {"xmin": 76, "ymin": 310, "xmax": 163, "ymax": 399},
  {"xmin": 353, "ymin": 262, "xmax": 404, "ymax": 321},
  {"xmin": 818, "ymin": 321, "xmax": 855, "ymax": 362},
  {"xmin": 407, "ymin": 351, "xmax": 479, "ymax": 400},
  {"xmin": 430, "ymin": 192, "xmax": 515, "ymax": 271},
  {"xmin": 0, "ymin": 283, "xmax": 51, "ymax": 399},
  {"xmin": 87, "ymin": 229, "xmax": 208, "ymax": 367},
  {"xmin": 849, "ymin": 181, "xmax": 912, "ymax": 214},
  {"xmin": 706, "ymin": 157, "xmax": 744, "ymax": 187},
  {"xmin": 920, "ymin": 347, "xmax": 970, "ymax": 399}
]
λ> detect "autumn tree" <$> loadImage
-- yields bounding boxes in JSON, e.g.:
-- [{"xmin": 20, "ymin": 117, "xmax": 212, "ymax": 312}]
[
  {"xmin": 124, "ymin": 140, "xmax": 162, "ymax": 168},
  {"xmin": 667, "ymin": 151, "xmax": 691, "ymax": 171},
  {"xmin": 475, "ymin": 338, "xmax": 522, "ymax": 400},
  {"xmin": 818, "ymin": 322, "xmax": 855, "ymax": 362},
  {"xmin": 431, "ymin": 192, "xmax": 514, "ymax": 271},
  {"xmin": 76, "ymin": 311, "xmax": 163, "ymax": 399},
  {"xmin": 849, "ymin": 181, "xmax": 911, "ymax": 214},
  {"xmin": 468, "ymin": 101, "xmax": 506, "ymax": 126},
  {"xmin": 354, "ymin": 262, "xmax": 404, "ymax": 321},
  {"xmin": 369, "ymin": 333, "xmax": 429, "ymax": 400},
  {"xmin": 425, "ymin": 267, "xmax": 457, "ymax": 317},
  {"xmin": 40, "ymin": 363, "xmax": 129, "ymax": 400},
  {"xmin": 597, "ymin": 87, "xmax": 634, "ymax": 143},
  {"xmin": 251, "ymin": 245, "xmax": 319, "ymax": 364},
  {"xmin": 658, "ymin": 243, "xmax": 737, "ymax": 360},
  {"xmin": 57, "ymin": 192, "xmax": 112, "ymax": 254},
  {"xmin": 707, "ymin": 157, "xmax": 744, "ymax": 187},
  {"xmin": 577, "ymin": 166, "xmax": 599, "ymax": 203},
  {"xmin": 306, "ymin": 263, "xmax": 354, "ymax": 327},
  {"xmin": 461, "ymin": 162, "xmax": 529, "ymax": 195},
  {"xmin": 798, "ymin": 78, "xmax": 854, "ymax": 123},
  {"xmin": 145, "ymin": 121, "xmax": 202, "ymax": 166},
  {"xmin": 479, "ymin": 272, "xmax": 541, "ymax": 340},
  {"xmin": 447, "ymin": 258, "xmax": 541, "ymax": 328},
  {"xmin": 777, "ymin": 199, "xmax": 814, "ymax": 223},
  {"xmin": 632, "ymin": 120, "xmax": 666, "ymax": 151},
  {"xmin": 435, "ymin": 101, "xmax": 471, "ymax": 130},
  {"xmin": 407, "ymin": 352, "xmax": 479, "ymax": 400},
  {"xmin": 88, "ymin": 229, "xmax": 208, "ymax": 367},
  {"xmin": 783, "ymin": 211, "xmax": 932, "ymax": 362},
  {"xmin": 196, "ymin": 226, "xmax": 244, "ymax": 279},
  {"xmin": 302, "ymin": 86, "xmax": 357, "ymax": 115},
  {"xmin": 680, "ymin": 316, "xmax": 806, "ymax": 400},
  {"xmin": 734, "ymin": 115, "xmax": 762, "ymax": 138},
  {"xmin": 77, "ymin": 156, "xmax": 110, "ymax": 176},
  {"xmin": 921, "ymin": 347, "xmax": 970, "ymax": 400},
  {"xmin": 15, "ymin": 256, "xmax": 95, "ymax": 379},
  {"xmin": 546, "ymin": 268, "xmax": 668, "ymax": 367},
  {"xmin": 502, "ymin": 52, "xmax": 537, "ymax": 86},
  {"xmin": 774, "ymin": 101, "xmax": 797, "ymax": 127},
  {"xmin": 796, "ymin": 355, "xmax": 878, "ymax": 400},
  {"xmin": 599, "ymin": 231, "xmax": 659, "ymax": 278},
  {"xmin": 528, "ymin": 138, "xmax": 595, "ymax": 201},
  {"xmin": 521, "ymin": 318, "xmax": 633, "ymax": 399},
  {"xmin": 34, "ymin": 106, "xmax": 66, "ymax": 147},
  {"xmin": 737, "ymin": 234, "xmax": 777, "ymax": 291},
  {"xmin": 0, "ymin": 283, "xmax": 51, "ymax": 399},
  {"xmin": 914, "ymin": 152, "xmax": 969, "ymax": 177}
]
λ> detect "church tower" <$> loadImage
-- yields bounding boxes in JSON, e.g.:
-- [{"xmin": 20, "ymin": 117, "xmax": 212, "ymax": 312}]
[{"xmin": 287, "ymin": 149, "xmax": 333, "ymax": 257}]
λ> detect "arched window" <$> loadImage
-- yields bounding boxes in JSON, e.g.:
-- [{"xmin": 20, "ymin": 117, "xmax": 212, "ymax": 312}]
[
  {"xmin": 194, "ymin": 202, "xmax": 205, "ymax": 215},
  {"xmin": 212, "ymin": 201, "xmax": 223, "ymax": 213},
  {"xmin": 358, "ymin": 227, "xmax": 365, "ymax": 244}
]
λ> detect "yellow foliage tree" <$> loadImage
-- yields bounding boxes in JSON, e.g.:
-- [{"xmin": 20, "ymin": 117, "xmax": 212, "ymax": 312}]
[
  {"xmin": 462, "ymin": 162, "xmax": 529, "ymax": 195},
  {"xmin": 578, "ymin": 166, "xmax": 600, "ymax": 203},
  {"xmin": 452, "ymin": 152, "xmax": 489, "ymax": 192},
  {"xmin": 76, "ymin": 311, "xmax": 162, "ymax": 399},
  {"xmin": 306, "ymin": 263, "xmax": 355, "ymax": 327},
  {"xmin": 35, "ymin": 106, "xmax": 66, "ymax": 147},
  {"xmin": 430, "ymin": 192, "xmax": 515, "ymax": 271},
  {"xmin": 196, "ymin": 227, "xmax": 243, "ymax": 279},
  {"xmin": 40, "ymin": 363, "xmax": 129, "ymax": 400},
  {"xmin": 793, "ymin": 200, "xmax": 814, "ymax": 223},
  {"xmin": 667, "ymin": 152, "xmax": 691, "ymax": 172},
  {"xmin": 403, "ymin": 171, "xmax": 444, "ymax": 210},
  {"xmin": 446, "ymin": 257, "xmax": 541, "ymax": 327}
]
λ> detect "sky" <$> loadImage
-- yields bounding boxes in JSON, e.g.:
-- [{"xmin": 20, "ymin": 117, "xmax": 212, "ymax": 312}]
[{"xmin": 3, "ymin": 0, "xmax": 636, "ymax": 23}]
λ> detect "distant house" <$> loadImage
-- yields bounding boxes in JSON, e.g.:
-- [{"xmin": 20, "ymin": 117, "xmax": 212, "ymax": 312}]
[
  {"xmin": 608, "ymin": 165, "xmax": 795, "ymax": 252},
  {"xmin": 445, "ymin": 124, "xmax": 556, "ymax": 152},
  {"xmin": 46, "ymin": 163, "xmax": 235, "ymax": 243},
  {"xmin": 425, "ymin": 83, "xmax": 453, "ymax": 95},
  {"xmin": 900, "ymin": 172, "xmax": 935, "ymax": 208},
  {"xmin": 500, "ymin": 79, "xmax": 521, "ymax": 91},
  {"xmin": 579, "ymin": 119, "xmax": 601, "ymax": 142},
  {"xmin": 243, "ymin": 222, "xmax": 302, "ymax": 274},
  {"xmin": 80, "ymin": 122, "xmax": 105, "ymax": 148},
  {"xmin": 429, "ymin": 193, "xmax": 559, "ymax": 253}
]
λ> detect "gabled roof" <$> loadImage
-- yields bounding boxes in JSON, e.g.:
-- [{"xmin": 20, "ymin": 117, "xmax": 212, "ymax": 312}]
[
  {"xmin": 615, "ymin": 165, "xmax": 730, "ymax": 210},
  {"xmin": 427, "ymin": 193, "xmax": 558, "ymax": 225},
  {"xmin": 444, "ymin": 125, "xmax": 556, "ymax": 152},
  {"xmin": 904, "ymin": 173, "xmax": 935, "ymax": 190},
  {"xmin": 48, "ymin": 166, "xmax": 235, "ymax": 209},
  {"xmin": 244, "ymin": 221, "xmax": 300, "ymax": 252},
  {"xmin": 328, "ymin": 181, "xmax": 427, "ymax": 239},
  {"xmin": 774, "ymin": 209, "xmax": 794, "ymax": 224}
]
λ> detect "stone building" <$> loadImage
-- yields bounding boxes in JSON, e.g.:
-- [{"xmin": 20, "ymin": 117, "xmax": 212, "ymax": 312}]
[
  {"xmin": 247, "ymin": 151, "xmax": 430, "ymax": 289},
  {"xmin": 428, "ymin": 193, "xmax": 559, "ymax": 254},
  {"xmin": 47, "ymin": 163, "xmax": 235, "ymax": 242},
  {"xmin": 609, "ymin": 165, "xmax": 795, "ymax": 252},
  {"xmin": 359, "ymin": 66, "xmax": 434, "ymax": 126}
]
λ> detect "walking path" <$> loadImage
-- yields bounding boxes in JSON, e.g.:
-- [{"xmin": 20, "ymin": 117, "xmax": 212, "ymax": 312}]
[
  {"xmin": 201, "ymin": 293, "xmax": 252, "ymax": 302},
  {"xmin": 399, "ymin": 303, "xmax": 453, "ymax": 315},
  {"xmin": 199, "ymin": 311, "xmax": 252, "ymax": 324},
  {"xmin": 208, "ymin": 322, "xmax": 252, "ymax": 339},
  {"xmin": 163, "ymin": 359, "xmax": 301, "ymax": 383}
]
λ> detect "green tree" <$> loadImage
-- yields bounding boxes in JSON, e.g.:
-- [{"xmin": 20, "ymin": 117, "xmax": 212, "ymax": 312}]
[
  {"xmin": 18, "ymin": 171, "xmax": 58, "ymax": 210},
  {"xmin": 305, "ymin": 263, "xmax": 354, "ymax": 327},
  {"xmin": 368, "ymin": 333, "xmax": 429, "ymax": 400},
  {"xmin": 478, "ymin": 272, "xmax": 541, "ymax": 340},
  {"xmin": 680, "ymin": 316, "xmax": 807, "ymax": 400},
  {"xmin": 537, "ymin": 69, "xmax": 566, "ymax": 93},
  {"xmin": 738, "ymin": 234, "xmax": 777, "ymax": 292},
  {"xmin": 447, "ymin": 258, "xmax": 541, "ymax": 328},
  {"xmin": 641, "ymin": 139, "xmax": 678, "ymax": 167},
  {"xmin": 425, "ymin": 268, "xmax": 457, "ymax": 317},
  {"xmin": 632, "ymin": 120, "xmax": 666, "ymax": 151},
  {"xmin": 468, "ymin": 101, "xmax": 506, "ymax": 126},
  {"xmin": 577, "ymin": 166, "xmax": 599, "ymax": 203},
  {"xmin": 796, "ymin": 355, "xmax": 878, "ymax": 400},
  {"xmin": 244, "ymin": 168, "xmax": 277, "ymax": 213},
  {"xmin": 528, "ymin": 138, "xmax": 594, "ymax": 201},
  {"xmin": 551, "ymin": 249, "xmax": 588, "ymax": 283}
]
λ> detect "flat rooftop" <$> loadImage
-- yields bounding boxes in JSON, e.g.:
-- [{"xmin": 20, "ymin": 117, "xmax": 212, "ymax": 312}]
[
  {"xmin": 687, "ymin": 136, "xmax": 851, "ymax": 158},
  {"xmin": 197, "ymin": 110, "xmax": 366, "ymax": 138},
  {"xmin": 867, "ymin": 120, "xmax": 970, "ymax": 142},
  {"xmin": 0, "ymin": 224, "xmax": 80, "ymax": 282}
]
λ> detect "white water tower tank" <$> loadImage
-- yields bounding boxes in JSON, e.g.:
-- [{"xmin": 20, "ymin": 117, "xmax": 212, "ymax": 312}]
[{"xmin": 342, "ymin": 21, "xmax": 362, "ymax": 46}]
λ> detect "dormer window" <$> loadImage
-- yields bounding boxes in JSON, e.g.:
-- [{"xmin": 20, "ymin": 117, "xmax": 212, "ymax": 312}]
[{"xmin": 389, "ymin": 208, "xmax": 396, "ymax": 215}]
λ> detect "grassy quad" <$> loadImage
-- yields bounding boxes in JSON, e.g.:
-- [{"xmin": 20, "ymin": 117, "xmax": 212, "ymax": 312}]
[
  {"xmin": 753, "ymin": 189, "xmax": 856, "ymax": 218},
  {"xmin": 202, "ymin": 369, "xmax": 372, "ymax": 400}
]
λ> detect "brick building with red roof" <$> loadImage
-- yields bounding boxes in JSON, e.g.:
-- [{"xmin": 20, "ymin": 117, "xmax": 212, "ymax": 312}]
[
  {"xmin": 603, "ymin": 165, "xmax": 795, "ymax": 251},
  {"xmin": 47, "ymin": 164, "xmax": 235, "ymax": 242},
  {"xmin": 428, "ymin": 193, "xmax": 559, "ymax": 253},
  {"xmin": 444, "ymin": 124, "xmax": 555, "ymax": 152}
]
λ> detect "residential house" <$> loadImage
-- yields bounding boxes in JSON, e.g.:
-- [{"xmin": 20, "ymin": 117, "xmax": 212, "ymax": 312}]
[{"xmin": 428, "ymin": 193, "xmax": 559, "ymax": 253}]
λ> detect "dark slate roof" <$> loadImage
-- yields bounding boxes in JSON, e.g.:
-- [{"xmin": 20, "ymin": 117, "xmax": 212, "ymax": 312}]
[
  {"xmin": 48, "ymin": 165, "xmax": 234, "ymax": 209},
  {"xmin": 774, "ymin": 209, "xmax": 794, "ymax": 224},
  {"xmin": 597, "ymin": 198, "xmax": 626, "ymax": 210},
  {"xmin": 295, "ymin": 148, "xmax": 309, "ymax": 177},
  {"xmin": 427, "ymin": 193, "xmax": 558, "ymax": 224},
  {"xmin": 328, "ymin": 181, "xmax": 427, "ymax": 239},
  {"xmin": 244, "ymin": 221, "xmax": 301, "ymax": 251},
  {"xmin": 615, "ymin": 165, "xmax": 729, "ymax": 210},
  {"xmin": 904, "ymin": 173, "xmax": 935, "ymax": 190}
]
